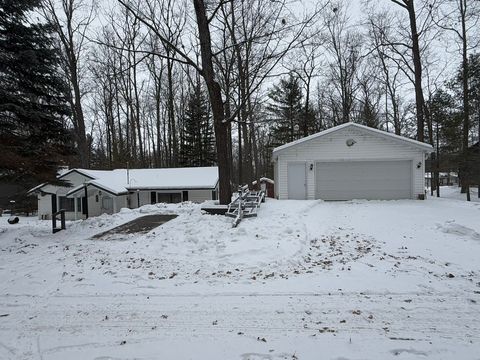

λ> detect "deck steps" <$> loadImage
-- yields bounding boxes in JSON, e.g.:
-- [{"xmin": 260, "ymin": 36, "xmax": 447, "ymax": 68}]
[{"xmin": 225, "ymin": 185, "xmax": 265, "ymax": 227}]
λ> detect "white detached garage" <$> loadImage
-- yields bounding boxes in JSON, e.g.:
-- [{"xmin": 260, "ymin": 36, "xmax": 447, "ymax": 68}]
[{"xmin": 272, "ymin": 123, "xmax": 433, "ymax": 200}]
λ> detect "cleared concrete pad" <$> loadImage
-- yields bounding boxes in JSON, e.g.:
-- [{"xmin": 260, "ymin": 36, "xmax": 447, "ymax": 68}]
[{"xmin": 92, "ymin": 214, "xmax": 177, "ymax": 239}]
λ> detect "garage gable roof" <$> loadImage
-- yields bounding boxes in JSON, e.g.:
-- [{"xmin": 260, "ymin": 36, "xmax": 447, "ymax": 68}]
[{"xmin": 273, "ymin": 122, "xmax": 433, "ymax": 155}]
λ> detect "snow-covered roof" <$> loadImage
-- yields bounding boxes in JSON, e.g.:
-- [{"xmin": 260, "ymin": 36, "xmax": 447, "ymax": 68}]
[
  {"xmin": 56, "ymin": 167, "xmax": 219, "ymax": 197},
  {"xmin": 27, "ymin": 183, "xmax": 47, "ymax": 194},
  {"xmin": 273, "ymin": 122, "xmax": 433, "ymax": 155},
  {"xmin": 260, "ymin": 177, "xmax": 274, "ymax": 184}
]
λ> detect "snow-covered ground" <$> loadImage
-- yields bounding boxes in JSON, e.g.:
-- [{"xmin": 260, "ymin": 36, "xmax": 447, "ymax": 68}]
[
  {"xmin": 427, "ymin": 185, "xmax": 480, "ymax": 203},
  {"xmin": 1, "ymin": 194, "xmax": 479, "ymax": 359}
]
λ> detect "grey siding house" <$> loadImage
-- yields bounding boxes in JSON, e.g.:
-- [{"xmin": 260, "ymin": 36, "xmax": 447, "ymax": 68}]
[{"xmin": 29, "ymin": 167, "xmax": 219, "ymax": 220}]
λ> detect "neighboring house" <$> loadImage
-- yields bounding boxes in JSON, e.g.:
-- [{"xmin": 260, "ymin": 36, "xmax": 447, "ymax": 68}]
[
  {"xmin": 425, "ymin": 172, "xmax": 459, "ymax": 188},
  {"xmin": 272, "ymin": 122, "xmax": 433, "ymax": 200},
  {"xmin": 28, "ymin": 167, "xmax": 219, "ymax": 220}
]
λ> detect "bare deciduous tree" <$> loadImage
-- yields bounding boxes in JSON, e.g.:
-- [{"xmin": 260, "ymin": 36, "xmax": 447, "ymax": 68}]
[
  {"xmin": 388, "ymin": 0, "xmax": 427, "ymax": 141},
  {"xmin": 324, "ymin": 3, "xmax": 362, "ymax": 124},
  {"xmin": 42, "ymin": 0, "xmax": 95, "ymax": 167}
]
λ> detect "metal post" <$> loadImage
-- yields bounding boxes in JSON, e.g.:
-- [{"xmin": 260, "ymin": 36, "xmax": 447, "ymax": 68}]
[
  {"xmin": 60, "ymin": 210, "xmax": 66, "ymax": 230},
  {"xmin": 84, "ymin": 185, "xmax": 89, "ymax": 219},
  {"xmin": 52, "ymin": 212, "xmax": 56, "ymax": 232},
  {"xmin": 74, "ymin": 197, "xmax": 78, "ymax": 220}
]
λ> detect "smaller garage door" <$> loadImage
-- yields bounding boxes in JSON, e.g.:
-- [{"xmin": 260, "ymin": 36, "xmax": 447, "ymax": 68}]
[
  {"xmin": 288, "ymin": 162, "xmax": 306, "ymax": 199},
  {"xmin": 315, "ymin": 160, "xmax": 412, "ymax": 200}
]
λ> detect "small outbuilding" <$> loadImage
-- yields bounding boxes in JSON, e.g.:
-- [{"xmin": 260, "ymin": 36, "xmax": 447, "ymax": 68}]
[
  {"xmin": 28, "ymin": 167, "xmax": 219, "ymax": 220},
  {"xmin": 272, "ymin": 122, "xmax": 433, "ymax": 200}
]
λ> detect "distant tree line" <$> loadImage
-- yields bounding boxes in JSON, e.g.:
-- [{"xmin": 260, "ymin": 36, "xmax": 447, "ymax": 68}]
[{"xmin": 1, "ymin": 0, "xmax": 479, "ymax": 202}]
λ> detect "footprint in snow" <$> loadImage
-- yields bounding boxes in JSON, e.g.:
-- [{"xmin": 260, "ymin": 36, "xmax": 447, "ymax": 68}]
[{"xmin": 436, "ymin": 222, "xmax": 480, "ymax": 241}]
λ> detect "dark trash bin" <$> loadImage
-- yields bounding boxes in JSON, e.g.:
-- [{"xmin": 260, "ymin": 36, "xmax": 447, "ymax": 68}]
[{"xmin": 8, "ymin": 216, "xmax": 19, "ymax": 224}]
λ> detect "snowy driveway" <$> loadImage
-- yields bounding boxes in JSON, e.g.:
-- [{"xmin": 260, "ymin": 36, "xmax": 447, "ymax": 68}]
[{"xmin": 0, "ymin": 197, "xmax": 479, "ymax": 359}]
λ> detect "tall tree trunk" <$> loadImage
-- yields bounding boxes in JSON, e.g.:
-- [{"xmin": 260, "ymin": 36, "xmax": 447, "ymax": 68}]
[
  {"xmin": 193, "ymin": 0, "xmax": 231, "ymax": 204},
  {"xmin": 67, "ymin": 53, "xmax": 89, "ymax": 167},
  {"xmin": 155, "ymin": 78, "xmax": 162, "ymax": 167},
  {"xmin": 224, "ymin": 88, "xmax": 234, "ymax": 185},
  {"xmin": 132, "ymin": 52, "xmax": 145, "ymax": 167},
  {"xmin": 436, "ymin": 119, "xmax": 440, "ymax": 197},
  {"xmin": 44, "ymin": 0, "xmax": 91, "ymax": 168},
  {"xmin": 248, "ymin": 97, "xmax": 259, "ymax": 181},
  {"xmin": 460, "ymin": 0, "xmax": 470, "ymax": 200},
  {"xmin": 230, "ymin": 3, "xmax": 251, "ymax": 185},
  {"xmin": 304, "ymin": 76, "xmax": 311, "ymax": 137},
  {"xmin": 238, "ymin": 119, "xmax": 243, "ymax": 184},
  {"xmin": 406, "ymin": 0, "xmax": 425, "ymax": 142},
  {"xmin": 167, "ymin": 57, "xmax": 177, "ymax": 166},
  {"xmin": 113, "ymin": 65, "xmax": 124, "ymax": 164}
]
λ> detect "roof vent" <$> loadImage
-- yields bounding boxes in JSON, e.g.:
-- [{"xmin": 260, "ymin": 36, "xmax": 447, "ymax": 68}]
[{"xmin": 346, "ymin": 139, "xmax": 356, "ymax": 147}]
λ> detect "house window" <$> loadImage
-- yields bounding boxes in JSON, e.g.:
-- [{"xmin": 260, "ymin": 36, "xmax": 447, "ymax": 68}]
[
  {"xmin": 59, "ymin": 196, "xmax": 74, "ymax": 212},
  {"xmin": 212, "ymin": 190, "xmax": 217, "ymax": 201},
  {"xmin": 95, "ymin": 194, "xmax": 99, "ymax": 202},
  {"xmin": 182, "ymin": 191, "xmax": 188, "ymax": 201},
  {"xmin": 77, "ymin": 198, "xmax": 83, "ymax": 212},
  {"xmin": 157, "ymin": 192, "xmax": 181, "ymax": 204}
]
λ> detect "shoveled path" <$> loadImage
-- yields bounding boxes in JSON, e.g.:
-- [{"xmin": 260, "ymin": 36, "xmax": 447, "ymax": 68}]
[{"xmin": 92, "ymin": 214, "xmax": 177, "ymax": 239}]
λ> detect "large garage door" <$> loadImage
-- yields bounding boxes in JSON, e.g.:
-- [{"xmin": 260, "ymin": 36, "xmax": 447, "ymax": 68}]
[{"xmin": 315, "ymin": 160, "xmax": 412, "ymax": 200}]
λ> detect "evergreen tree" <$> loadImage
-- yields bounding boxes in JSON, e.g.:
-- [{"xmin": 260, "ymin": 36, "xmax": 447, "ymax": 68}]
[
  {"xmin": 428, "ymin": 90, "xmax": 462, "ymax": 154},
  {"xmin": 467, "ymin": 53, "xmax": 480, "ymax": 144},
  {"xmin": 447, "ymin": 54, "xmax": 480, "ymax": 193},
  {"xmin": 180, "ymin": 84, "xmax": 215, "ymax": 167},
  {"xmin": 358, "ymin": 100, "xmax": 381, "ymax": 129},
  {"xmin": 0, "ymin": 0, "xmax": 72, "ymax": 186},
  {"xmin": 451, "ymin": 53, "xmax": 480, "ymax": 143},
  {"xmin": 267, "ymin": 75, "xmax": 305, "ymax": 147}
]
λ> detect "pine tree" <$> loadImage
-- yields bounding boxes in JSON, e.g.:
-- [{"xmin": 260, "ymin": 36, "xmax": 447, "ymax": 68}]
[
  {"xmin": 180, "ymin": 84, "xmax": 216, "ymax": 167},
  {"xmin": 201, "ymin": 101, "xmax": 216, "ymax": 166},
  {"xmin": 358, "ymin": 99, "xmax": 380, "ymax": 129},
  {"xmin": 428, "ymin": 90, "xmax": 461, "ymax": 154},
  {"xmin": 467, "ymin": 53, "xmax": 480, "ymax": 144},
  {"xmin": 0, "ymin": 0, "xmax": 72, "ymax": 186},
  {"xmin": 449, "ymin": 54, "xmax": 480, "ymax": 194},
  {"xmin": 267, "ymin": 75, "xmax": 305, "ymax": 147}
]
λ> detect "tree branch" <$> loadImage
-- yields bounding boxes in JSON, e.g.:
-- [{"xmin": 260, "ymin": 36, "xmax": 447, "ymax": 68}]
[{"xmin": 117, "ymin": 0, "xmax": 203, "ymax": 75}]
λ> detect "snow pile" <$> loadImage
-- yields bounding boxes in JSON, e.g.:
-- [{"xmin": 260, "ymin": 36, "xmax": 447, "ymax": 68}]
[{"xmin": 437, "ymin": 220, "xmax": 480, "ymax": 241}]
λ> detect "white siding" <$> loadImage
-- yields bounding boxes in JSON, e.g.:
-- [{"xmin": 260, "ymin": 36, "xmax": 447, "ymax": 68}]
[
  {"xmin": 274, "ymin": 161, "xmax": 279, "ymax": 198},
  {"xmin": 274, "ymin": 126, "xmax": 426, "ymax": 200},
  {"xmin": 140, "ymin": 191, "xmax": 152, "ymax": 206},
  {"xmin": 88, "ymin": 192, "xmax": 100, "ymax": 217},
  {"xmin": 115, "ymin": 195, "xmax": 128, "ymax": 211},
  {"xmin": 37, "ymin": 194, "xmax": 52, "ymax": 219},
  {"xmin": 37, "ymin": 171, "xmax": 97, "ymax": 220},
  {"xmin": 88, "ymin": 191, "xmax": 117, "ymax": 217},
  {"xmin": 127, "ymin": 191, "xmax": 154, "ymax": 208},
  {"xmin": 188, "ymin": 189, "xmax": 213, "ymax": 203}
]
